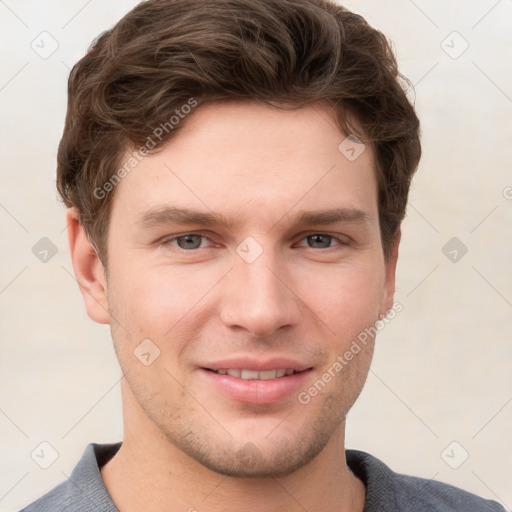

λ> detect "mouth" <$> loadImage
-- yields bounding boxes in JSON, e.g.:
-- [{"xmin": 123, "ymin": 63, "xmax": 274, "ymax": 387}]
[
  {"xmin": 199, "ymin": 361, "xmax": 313, "ymax": 405},
  {"xmin": 204, "ymin": 368, "xmax": 301, "ymax": 379}
]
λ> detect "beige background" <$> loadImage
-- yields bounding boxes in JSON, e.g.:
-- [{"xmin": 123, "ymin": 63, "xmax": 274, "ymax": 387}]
[{"xmin": 1, "ymin": 1, "xmax": 511, "ymax": 511}]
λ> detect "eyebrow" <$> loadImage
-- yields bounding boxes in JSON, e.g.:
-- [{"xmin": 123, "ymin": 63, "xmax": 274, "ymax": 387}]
[{"xmin": 136, "ymin": 206, "xmax": 372, "ymax": 231}]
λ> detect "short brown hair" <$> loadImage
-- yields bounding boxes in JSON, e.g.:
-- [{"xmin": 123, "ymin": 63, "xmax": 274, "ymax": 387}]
[{"xmin": 57, "ymin": 0, "xmax": 421, "ymax": 266}]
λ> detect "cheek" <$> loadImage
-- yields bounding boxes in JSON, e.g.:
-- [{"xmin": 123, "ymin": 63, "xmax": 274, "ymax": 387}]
[
  {"xmin": 107, "ymin": 261, "xmax": 224, "ymax": 336},
  {"xmin": 295, "ymin": 262, "xmax": 384, "ymax": 338}
]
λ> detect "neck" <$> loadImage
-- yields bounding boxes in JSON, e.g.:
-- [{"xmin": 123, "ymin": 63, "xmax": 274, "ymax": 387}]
[{"xmin": 100, "ymin": 380, "xmax": 366, "ymax": 512}]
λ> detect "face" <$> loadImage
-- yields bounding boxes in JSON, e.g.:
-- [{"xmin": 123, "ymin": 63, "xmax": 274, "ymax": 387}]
[{"xmin": 79, "ymin": 101, "xmax": 398, "ymax": 477}]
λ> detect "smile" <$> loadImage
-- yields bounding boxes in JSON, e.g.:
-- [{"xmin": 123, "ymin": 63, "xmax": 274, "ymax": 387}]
[
  {"xmin": 209, "ymin": 368, "xmax": 298, "ymax": 379},
  {"xmin": 200, "ymin": 365, "xmax": 312, "ymax": 405}
]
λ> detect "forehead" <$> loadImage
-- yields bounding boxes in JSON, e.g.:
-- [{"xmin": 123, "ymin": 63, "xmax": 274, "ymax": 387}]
[{"xmin": 112, "ymin": 101, "xmax": 378, "ymax": 228}]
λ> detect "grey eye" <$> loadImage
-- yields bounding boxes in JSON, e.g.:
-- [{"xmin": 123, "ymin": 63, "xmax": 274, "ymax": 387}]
[
  {"xmin": 176, "ymin": 234, "xmax": 204, "ymax": 250},
  {"xmin": 306, "ymin": 234, "xmax": 333, "ymax": 249}
]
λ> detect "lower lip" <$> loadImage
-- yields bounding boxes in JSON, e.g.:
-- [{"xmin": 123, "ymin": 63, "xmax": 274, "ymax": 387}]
[{"xmin": 199, "ymin": 369, "xmax": 312, "ymax": 405}]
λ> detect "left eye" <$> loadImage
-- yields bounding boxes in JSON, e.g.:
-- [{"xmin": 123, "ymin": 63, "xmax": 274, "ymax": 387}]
[{"xmin": 296, "ymin": 234, "xmax": 345, "ymax": 249}]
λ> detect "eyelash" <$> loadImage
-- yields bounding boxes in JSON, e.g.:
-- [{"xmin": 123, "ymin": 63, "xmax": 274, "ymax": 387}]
[{"xmin": 160, "ymin": 232, "xmax": 350, "ymax": 252}]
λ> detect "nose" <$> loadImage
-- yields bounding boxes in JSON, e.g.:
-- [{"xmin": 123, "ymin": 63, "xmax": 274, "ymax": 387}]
[{"xmin": 219, "ymin": 242, "xmax": 301, "ymax": 339}]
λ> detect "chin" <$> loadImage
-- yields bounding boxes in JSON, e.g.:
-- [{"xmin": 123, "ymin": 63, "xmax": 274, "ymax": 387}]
[
  {"xmin": 179, "ymin": 438, "xmax": 328, "ymax": 478},
  {"xmin": 159, "ymin": 410, "xmax": 341, "ymax": 478}
]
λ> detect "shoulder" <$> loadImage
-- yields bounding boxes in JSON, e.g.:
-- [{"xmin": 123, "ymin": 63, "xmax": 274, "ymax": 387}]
[
  {"xmin": 346, "ymin": 449, "xmax": 506, "ymax": 512},
  {"xmin": 18, "ymin": 480, "xmax": 74, "ymax": 512},
  {"xmin": 18, "ymin": 442, "xmax": 121, "ymax": 512}
]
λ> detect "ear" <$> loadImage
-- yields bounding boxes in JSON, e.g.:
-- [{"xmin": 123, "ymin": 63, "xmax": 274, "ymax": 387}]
[
  {"xmin": 66, "ymin": 208, "xmax": 110, "ymax": 324},
  {"xmin": 379, "ymin": 229, "xmax": 401, "ymax": 319}
]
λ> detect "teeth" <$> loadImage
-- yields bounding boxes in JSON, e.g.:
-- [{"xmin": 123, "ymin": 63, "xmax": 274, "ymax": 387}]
[
  {"xmin": 216, "ymin": 369, "xmax": 296, "ymax": 380},
  {"xmin": 241, "ymin": 369, "xmax": 260, "ymax": 380},
  {"xmin": 259, "ymin": 370, "xmax": 278, "ymax": 380}
]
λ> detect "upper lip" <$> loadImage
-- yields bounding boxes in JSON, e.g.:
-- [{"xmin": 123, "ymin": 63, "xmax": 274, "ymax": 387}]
[{"xmin": 201, "ymin": 357, "xmax": 312, "ymax": 372}]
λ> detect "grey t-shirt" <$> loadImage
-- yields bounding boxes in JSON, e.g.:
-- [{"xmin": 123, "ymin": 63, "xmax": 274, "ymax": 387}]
[{"xmin": 19, "ymin": 442, "xmax": 506, "ymax": 511}]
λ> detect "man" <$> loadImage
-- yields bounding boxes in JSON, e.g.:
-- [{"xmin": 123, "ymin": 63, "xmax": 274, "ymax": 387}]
[{"xmin": 20, "ymin": 0, "xmax": 505, "ymax": 511}]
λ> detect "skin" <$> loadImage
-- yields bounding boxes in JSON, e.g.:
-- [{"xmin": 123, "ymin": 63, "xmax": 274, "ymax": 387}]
[{"xmin": 68, "ymin": 100, "xmax": 400, "ymax": 512}]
